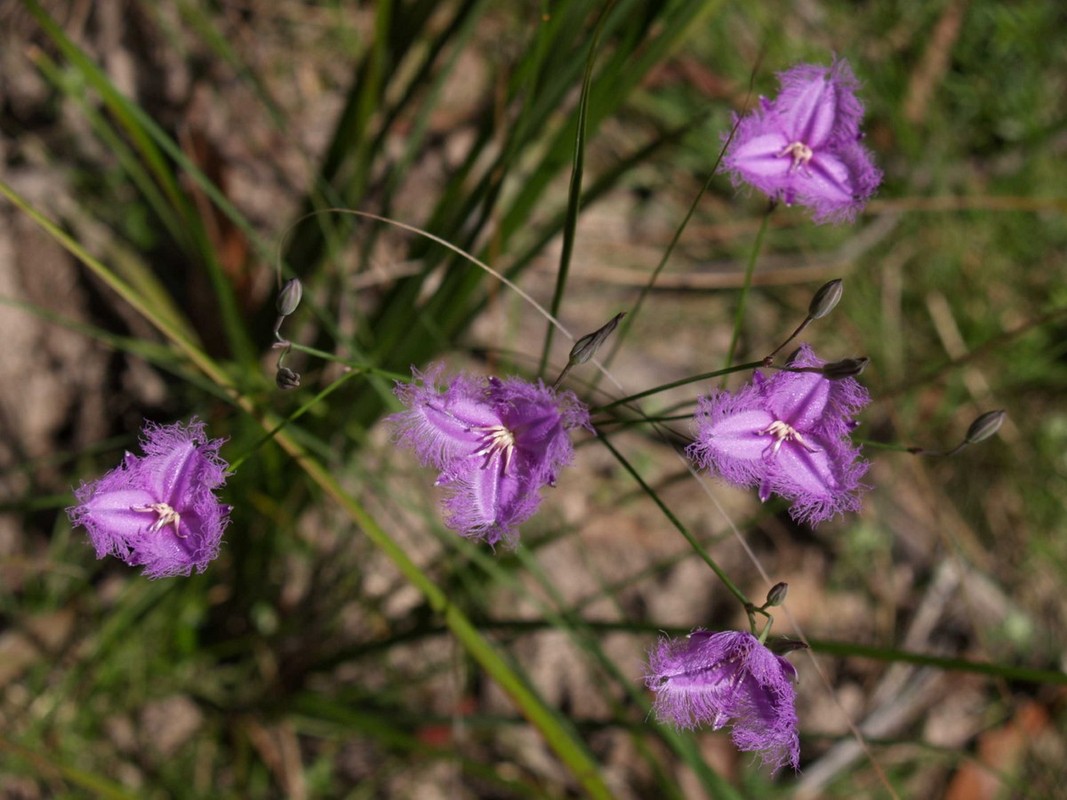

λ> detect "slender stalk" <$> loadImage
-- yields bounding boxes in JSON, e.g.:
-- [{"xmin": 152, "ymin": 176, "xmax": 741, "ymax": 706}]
[
  {"xmin": 592, "ymin": 361, "xmax": 764, "ymax": 412},
  {"xmin": 596, "ymin": 432, "xmax": 751, "ymax": 609},
  {"xmin": 722, "ymin": 206, "xmax": 773, "ymax": 378},
  {"xmin": 537, "ymin": 1, "xmax": 617, "ymax": 377},
  {"xmin": 600, "ymin": 170, "xmax": 718, "ymax": 376}
]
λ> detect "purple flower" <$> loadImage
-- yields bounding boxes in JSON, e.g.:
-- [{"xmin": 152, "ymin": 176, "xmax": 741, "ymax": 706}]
[
  {"xmin": 390, "ymin": 364, "xmax": 590, "ymax": 546},
  {"xmin": 645, "ymin": 629, "xmax": 800, "ymax": 774},
  {"xmin": 722, "ymin": 57, "xmax": 882, "ymax": 223},
  {"xmin": 67, "ymin": 418, "xmax": 230, "ymax": 578},
  {"xmin": 687, "ymin": 345, "xmax": 869, "ymax": 525}
]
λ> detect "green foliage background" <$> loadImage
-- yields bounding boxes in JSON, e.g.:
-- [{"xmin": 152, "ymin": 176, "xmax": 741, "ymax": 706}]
[{"xmin": 1, "ymin": 1, "xmax": 1066, "ymax": 797}]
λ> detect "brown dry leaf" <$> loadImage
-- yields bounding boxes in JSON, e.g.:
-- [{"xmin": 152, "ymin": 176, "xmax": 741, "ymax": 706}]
[
  {"xmin": 943, "ymin": 701, "xmax": 1050, "ymax": 800},
  {"xmin": 241, "ymin": 715, "xmax": 307, "ymax": 800}
]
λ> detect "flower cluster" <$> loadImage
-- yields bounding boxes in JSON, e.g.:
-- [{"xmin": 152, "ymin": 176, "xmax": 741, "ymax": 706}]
[
  {"xmin": 688, "ymin": 345, "xmax": 869, "ymax": 525},
  {"xmin": 645, "ymin": 629, "xmax": 800, "ymax": 774},
  {"xmin": 390, "ymin": 364, "xmax": 591, "ymax": 546},
  {"xmin": 67, "ymin": 418, "xmax": 230, "ymax": 578},
  {"xmin": 59, "ymin": 54, "xmax": 898, "ymax": 784},
  {"xmin": 722, "ymin": 57, "xmax": 882, "ymax": 223}
]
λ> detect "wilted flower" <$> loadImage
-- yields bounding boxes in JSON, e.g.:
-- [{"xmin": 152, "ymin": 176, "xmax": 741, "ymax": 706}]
[
  {"xmin": 391, "ymin": 364, "xmax": 590, "ymax": 546},
  {"xmin": 645, "ymin": 629, "xmax": 800, "ymax": 773},
  {"xmin": 687, "ymin": 344, "xmax": 869, "ymax": 525},
  {"xmin": 67, "ymin": 418, "xmax": 230, "ymax": 578},
  {"xmin": 722, "ymin": 58, "xmax": 882, "ymax": 223}
]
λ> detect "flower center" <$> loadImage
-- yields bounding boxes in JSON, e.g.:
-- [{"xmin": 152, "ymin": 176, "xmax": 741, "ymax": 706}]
[
  {"xmin": 471, "ymin": 424, "xmax": 517, "ymax": 473},
  {"xmin": 777, "ymin": 141, "xmax": 813, "ymax": 172},
  {"xmin": 132, "ymin": 502, "xmax": 185, "ymax": 537},
  {"xmin": 760, "ymin": 420, "xmax": 819, "ymax": 458}
]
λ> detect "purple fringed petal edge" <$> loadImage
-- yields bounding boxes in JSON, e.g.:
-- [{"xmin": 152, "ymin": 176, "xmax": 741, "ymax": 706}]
[{"xmin": 686, "ymin": 386, "xmax": 770, "ymax": 489}]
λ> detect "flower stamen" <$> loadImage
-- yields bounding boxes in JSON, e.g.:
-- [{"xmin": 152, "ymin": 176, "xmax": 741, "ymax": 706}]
[
  {"xmin": 777, "ymin": 141, "xmax": 813, "ymax": 172},
  {"xmin": 471, "ymin": 425, "xmax": 517, "ymax": 473},
  {"xmin": 760, "ymin": 420, "xmax": 820, "ymax": 458},
  {"xmin": 132, "ymin": 503, "xmax": 184, "ymax": 537}
]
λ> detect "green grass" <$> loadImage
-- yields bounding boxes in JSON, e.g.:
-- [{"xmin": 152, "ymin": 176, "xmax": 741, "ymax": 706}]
[{"xmin": 2, "ymin": 0, "xmax": 1067, "ymax": 797}]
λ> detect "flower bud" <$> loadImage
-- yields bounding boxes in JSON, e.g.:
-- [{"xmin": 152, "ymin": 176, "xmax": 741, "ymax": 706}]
[
  {"xmin": 820, "ymin": 356, "xmax": 869, "ymax": 379},
  {"xmin": 765, "ymin": 582, "xmax": 789, "ymax": 607},
  {"xmin": 965, "ymin": 410, "xmax": 1005, "ymax": 445},
  {"xmin": 569, "ymin": 312, "xmax": 625, "ymax": 365},
  {"xmin": 768, "ymin": 637, "xmax": 808, "ymax": 655},
  {"xmin": 808, "ymin": 279, "xmax": 843, "ymax": 320},
  {"xmin": 276, "ymin": 278, "xmax": 303, "ymax": 317},
  {"xmin": 276, "ymin": 367, "xmax": 301, "ymax": 390}
]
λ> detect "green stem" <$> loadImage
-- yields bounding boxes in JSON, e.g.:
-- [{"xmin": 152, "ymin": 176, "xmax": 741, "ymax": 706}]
[
  {"xmin": 592, "ymin": 361, "xmax": 764, "ymax": 412},
  {"xmin": 853, "ymin": 438, "xmax": 921, "ymax": 453},
  {"xmin": 722, "ymin": 206, "xmax": 773, "ymax": 378},
  {"xmin": 596, "ymin": 431, "xmax": 750, "ymax": 609},
  {"xmin": 280, "ymin": 342, "xmax": 409, "ymax": 381},
  {"xmin": 601, "ymin": 170, "xmax": 719, "ymax": 377},
  {"xmin": 229, "ymin": 370, "xmax": 363, "ymax": 471},
  {"xmin": 372, "ymin": 620, "xmax": 1067, "ymax": 687},
  {"xmin": 537, "ymin": 0, "xmax": 617, "ymax": 377}
]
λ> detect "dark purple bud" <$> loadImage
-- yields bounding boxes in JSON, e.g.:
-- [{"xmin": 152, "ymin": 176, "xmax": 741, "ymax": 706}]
[
  {"xmin": 276, "ymin": 367, "xmax": 301, "ymax": 390},
  {"xmin": 821, "ymin": 356, "xmax": 869, "ymax": 379},
  {"xmin": 569, "ymin": 312, "xmax": 626, "ymax": 365},
  {"xmin": 965, "ymin": 410, "xmax": 1006, "ymax": 445},
  {"xmin": 276, "ymin": 278, "xmax": 303, "ymax": 317},
  {"xmin": 808, "ymin": 279, "xmax": 843, "ymax": 320},
  {"xmin": 765, "ymin": 582, "xmax": 789, "ymax": 607}
]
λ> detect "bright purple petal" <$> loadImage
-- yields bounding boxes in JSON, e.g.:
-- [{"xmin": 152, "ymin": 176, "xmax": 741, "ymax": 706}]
[
  {"xmin": 773, "ymin": 436, "xmax": 870, "ymax": 525},
  {"xmin": 70, "ymin": 462, "xmax": 156, "ymax": 561},
  {"xmin": 772, "ymin": 441, "xmax": 839, "ymax": 498},
  {"xmin": 777, "ymin": 69, "xmax": 838, "ymax": 148},
  {"xmin": 726, "ymin": 656, "xmax": 800, "ymax": 773},
  {"xmin": 780, "ymin": 345, "xmax": 870, "ymax": 436},
  {"xmin": 67, "ymin": 418, "xmax": 230, "ymax": 578},
  {"xmin": 644, "ymin": 630, "xmax": 800, "ymax": 773},
  {"xmin": 131, "ymin": 490, "xmax": 230, "ymax": 579},
  {"xmin": 775, "ymin": 59, "xmax": 864, "ymax": 147},
  {"xmin": 391, "ymin": 365, "xmax": 503, "ymax": 471},
  {"xmin": 443, "ymin": 452, "xmax": 541, "ymax": 547},
  {"xmin": 137, "ymin": 419, "xmax": 228, "ymax": 505},
  {"xmin": 392, "ymin": 365, "xmax": 589, "ymax": 545},
  {"xmin": 689, "ymin": 344, "xmax": 870, "ymax": 526},
  {"xmin": 724, "ymin": 130, "xmax": 792, "ymax": 191},
  {"xmin": 688, "ymin": 387, "xmax": 776, "ymax": 488},
  {"xmin": 764, "ymin": 370, "xmax": 831, "ymax": 431},
  {"xmin": 794, "ymin": 152, "xmax": 856, "ymax": 216},
  {"xmin": 720, "ymin": 57, "xmax": 880, "ymax": 224}
]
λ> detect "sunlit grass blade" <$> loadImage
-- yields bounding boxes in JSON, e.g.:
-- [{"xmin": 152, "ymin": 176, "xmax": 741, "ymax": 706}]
[
  {"xmin": 537, "ymin": 1, "xmax": 616, "ymax": 377},
  {"xmin": 344, "ymin": 0, "xmax": 730, "ymax": 433},
  {"xmin": 0, "ymin": 179, "xmax": 614, "ymax": 799},
  {"xmin": 24, "ymin": 0, "xmax": 286, "ymax": 363}
]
